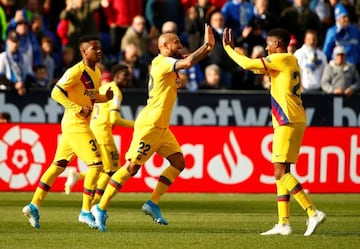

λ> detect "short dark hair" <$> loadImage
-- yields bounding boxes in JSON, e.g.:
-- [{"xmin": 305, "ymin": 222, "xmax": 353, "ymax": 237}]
[
  {"xmin": 78, "ymin": 35, "xmax": 99, "ymax": 47},
  {"xmin": 7, "ymin": 30, "xmax": 19, "ymax": 42},
  {"xmin": 111, "ymin": 64, "xmax": 129, "ymax": 78},
  {"xmin": 33, "ymin": 64, "xmax": 47, "ymax": 72},
  {"xmin": 267, "ymin": 28, "xmax": 291, "ymax": 47}
]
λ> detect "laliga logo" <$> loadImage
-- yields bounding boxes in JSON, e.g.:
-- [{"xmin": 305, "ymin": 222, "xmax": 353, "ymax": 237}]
[
  {"xmin": 207, "ymin": 131, "xmax": 253, "ymax": 184},
  {"xmin": 0, "ymin": 126, "xmax": 45, "ymax": 188}
]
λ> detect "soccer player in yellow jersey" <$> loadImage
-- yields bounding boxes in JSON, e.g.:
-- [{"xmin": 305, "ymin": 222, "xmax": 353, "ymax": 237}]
[
  {"xmin": 91, "ymin": 24, "xmax": 215, "ymax": 231},
  {"xmin": 22, "ymin": 35, "xmax": 113, "ymax": 229},
  {"xmin": 223, "ymin": 28, "xmax": 326, "ymax": 236},
  {"xmin": 64, "ymin": 64, "xmax": 134, "ymax": 206}
]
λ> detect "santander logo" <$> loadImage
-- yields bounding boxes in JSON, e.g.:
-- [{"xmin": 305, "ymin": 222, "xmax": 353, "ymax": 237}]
[
  {"xmin": 207, "ymin": 130, "xmax": 253, "ymax": 184},
  {"xmin": 141, "ymin": 130, "xmax": 254, "ymax": 189}
]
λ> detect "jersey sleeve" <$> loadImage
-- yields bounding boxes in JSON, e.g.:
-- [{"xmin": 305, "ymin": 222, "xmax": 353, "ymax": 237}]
[
  {"xmin": 109, "ymin": 85, "xmax": 134, "ymax": 127},
  {"xmin": 261, "ymin": 53, "xmax": 287, "ymax": 72},
  {"xmin": 110, "ymin": 113, "xmax": 134, "ymax": 127},
  {"xmin": 51, "ymin": 69, "xmax": 82, "ymax": 114},
  {"xmin": 56, "ymin": 68, "xmax": 77, "ymax": 90},
  {"xmin": 224, "ymin": 45, "xmax": 267, "ymax": 74},
  {"xmin": 162, "ymin": 57, "xmax": 177, "ymax": 73}
]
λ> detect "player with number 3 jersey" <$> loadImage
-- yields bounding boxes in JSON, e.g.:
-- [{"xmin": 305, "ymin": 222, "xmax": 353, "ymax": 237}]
[{"xmin": 23, "ymin": 35, "xmax": 113, "ymax": 230}]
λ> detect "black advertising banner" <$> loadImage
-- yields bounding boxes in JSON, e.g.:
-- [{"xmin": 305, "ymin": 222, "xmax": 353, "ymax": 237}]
[{"xmin": 1, "ymin": 90, "xmax": 359, "ymax": 127}]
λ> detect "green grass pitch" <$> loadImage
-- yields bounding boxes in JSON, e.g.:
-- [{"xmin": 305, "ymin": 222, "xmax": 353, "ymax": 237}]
[{"xmin": 1, "ymin": 192, "xmax": 359, "ymax": 249}]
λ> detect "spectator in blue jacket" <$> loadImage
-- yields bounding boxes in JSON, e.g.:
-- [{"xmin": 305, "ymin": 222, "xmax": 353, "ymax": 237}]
[
  {"xmin": 0, "ymin": 30, "xmax": 32, "ymax": 95},
  {"xmin": 8, "ymin": 10, "xmax": 42, "ymax": 73},
  {"xmin": 322, "ymin": 3, "xmax": 360, "ymax": 69},
  {"xmin": 221, "ymin": 0, "xmax": 254, "ymax": 40}
]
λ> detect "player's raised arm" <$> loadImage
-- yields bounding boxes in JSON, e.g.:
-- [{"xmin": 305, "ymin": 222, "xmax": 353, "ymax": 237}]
[
  {"xmin": 222, "ymin": 27, "xmax": 234, "ymax": 49},
  {"xmin": 204, "ymin": 23, "xmax": 215, "ymax": 49},
  {"xmin": 222, "ymin": 28, "xmax": 266, "ymax": 73},
  {"xmin": 175, "ymin": 23, "xmax": 214, "ymax": 71}
]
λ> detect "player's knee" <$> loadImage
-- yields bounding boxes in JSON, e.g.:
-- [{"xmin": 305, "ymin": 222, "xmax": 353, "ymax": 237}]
[
  {"xmin": 274, "ymin": 163, "xmax": 289, "ymax": 180},
  {"xmin": 173, "ymin": 163, "xmax": 185, "ymax": 172},
  {"xmin": 127, "ymin": 164, "xmax": 140, "ymax": 176},
  {"xmin": 53, "ymin": 160, "xmax": 69, "ymax": 168},
  {"xmin": 168, "ymin": 153, "xmax": 185, "ymax": 171},
  {"xmin": 171, "ymin": 159, "xmax": 185, "ymax": 172},
  {"xmin": 274, "ymin": 169, "xmax": 285, "ymax": 180},
  {"xmin": 107, "ymin": 171, "xmax": 116, "ymax": 177},
  {"xmin": 274, "ymin": 172, "xmax": 283, "ymax": 180}
]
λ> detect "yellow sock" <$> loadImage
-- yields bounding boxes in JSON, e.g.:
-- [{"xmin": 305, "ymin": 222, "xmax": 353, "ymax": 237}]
[
  {"xmin": 82, "ymin": 165, "xmax": 102, "ymax": 211},
  {"xmin": 31, "ymin": 164, "xmax": 65, "ymax": 207},
  {"xmin": 92, "ymin": 172, "xmax": 111, "ymax": 206},
  {"xmin": 276, "ymin": 180, "xmax": 290, "ymax": 225},
  {"xmin": 280, "ymin": 173, "xmax": 317, "ymax": 217},
  {"xmin": 150, "ymin": 166, "xmax": 181, "ymax": 205},
  {"xmin": 98, "ymin": 167, "xmax": 131, "ymax": 210}
]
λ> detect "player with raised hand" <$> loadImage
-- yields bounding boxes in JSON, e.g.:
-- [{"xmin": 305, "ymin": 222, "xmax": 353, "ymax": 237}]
[
  {"xmin": 91, "ymin": 24, "xmax": 215, "ymax": 232},
  {"xmin": 222, "ymin": 27, "xmax": 326, "ymax": 236},
  {"xmin": 22, "ymin": 35, "xmax": 113, "ymax": 229}
]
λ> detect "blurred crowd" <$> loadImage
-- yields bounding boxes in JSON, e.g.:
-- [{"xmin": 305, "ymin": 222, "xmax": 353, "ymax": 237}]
[{"xmin": 0, "ymin": 0, "xmax": 359, "ymax": 96}]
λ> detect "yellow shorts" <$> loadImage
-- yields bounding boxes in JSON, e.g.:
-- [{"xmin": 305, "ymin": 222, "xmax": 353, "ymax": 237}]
[
  {"xmin": 54, "ymin": 131, "xmax": 102, "ymax": 166},
  {"xmin": 125, "ymin": 125, "xmax": 182, "ymax": 165},
  {"xmin": 98, "ymin": 143, "xmax": 120, "ymax": 173},
  {"xmin": 272, "ymin": 123, "xmax": 306, "ymax": 163}
]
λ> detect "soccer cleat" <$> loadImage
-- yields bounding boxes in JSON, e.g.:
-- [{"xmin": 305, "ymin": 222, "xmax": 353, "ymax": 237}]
[
  {"xmin": 22, "ymin": 203, "xmax": 40, "ymax": 228},
  {"xmin": 260, "ymin": 224, "xmax": 292, "ymax": 235},
  {"xmin": 141, "ymin": 200, "xmax": 168, "ymax": 225},
  {"xmin": 64, "ymin": 168, "xmax": 80, "ymax": 195},
  {"xmin": 304, "ymin": 210, "xmax": 326, "ymax": 236},
  {"xmin": 78, "ymin": 211, "xmax": 97, "ymax": 229},
  {"xmin": 91, "ymin": 204, "xmax": 107, "ymax": 232}
]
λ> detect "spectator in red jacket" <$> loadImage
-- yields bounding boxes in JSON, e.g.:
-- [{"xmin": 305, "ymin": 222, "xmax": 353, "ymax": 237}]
[{"xmin": 100, "ymin": 0, "xmax": 143, "ymax": 55}]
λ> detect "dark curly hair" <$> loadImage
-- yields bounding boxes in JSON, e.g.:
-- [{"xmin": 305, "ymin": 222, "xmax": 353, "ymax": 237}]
[{"xmin": 267, "ymin": 28, "xmax": 290, "ymax": 47}]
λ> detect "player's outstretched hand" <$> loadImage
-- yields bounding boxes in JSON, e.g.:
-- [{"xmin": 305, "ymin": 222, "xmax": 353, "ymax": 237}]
[
  {"xmin": 222, "ymin": 28, "xmax": 234, "ymax": 49},
  {"xmin": 204, "ymin": 23, "xmax": 215, "ymax": 50},
  {"xmin": 106, "ymin": 87, "xmax": 114, "ymax": 100}
]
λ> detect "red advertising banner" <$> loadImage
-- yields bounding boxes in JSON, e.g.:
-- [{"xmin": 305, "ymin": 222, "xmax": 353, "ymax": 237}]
[{"xmin": 1, "ymin": 124, "xmax": 359, "ymax": 193}]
